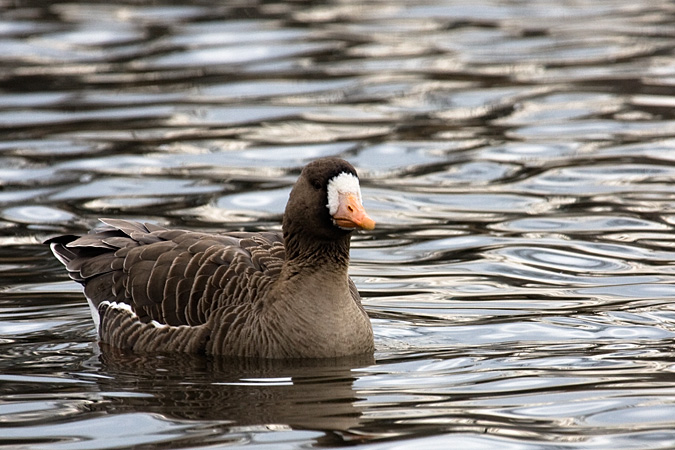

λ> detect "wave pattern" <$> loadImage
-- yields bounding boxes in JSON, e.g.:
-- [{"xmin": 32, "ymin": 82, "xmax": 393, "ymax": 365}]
[{"xmin": 1, "ymin": 0, "xmax": 675, "ymax": 448}]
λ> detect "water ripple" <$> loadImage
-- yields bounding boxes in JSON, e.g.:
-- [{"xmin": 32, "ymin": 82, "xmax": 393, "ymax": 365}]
[{"xmin": 2, "ymin": 0, "xmax": 675, "ymax": 449}]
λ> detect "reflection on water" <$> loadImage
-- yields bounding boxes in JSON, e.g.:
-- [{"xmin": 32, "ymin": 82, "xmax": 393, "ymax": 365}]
[
  {"xmin": 95, "ymin": 349, "xmax": 372, "ymax": 430},
  {"xmin": 2, "ymin": 0, "xmax": 675, "ymax": 449}
]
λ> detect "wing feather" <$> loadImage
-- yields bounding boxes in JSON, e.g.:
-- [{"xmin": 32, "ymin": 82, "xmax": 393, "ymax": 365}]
[{"xmin": 48, "ymin": 220, "xmax": 284, "ymax": 329}]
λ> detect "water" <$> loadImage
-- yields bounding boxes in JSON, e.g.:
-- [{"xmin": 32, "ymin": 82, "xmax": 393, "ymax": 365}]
[{"xmin": 1, "ymin": 0, "xmax": 675, "ymax": 448}]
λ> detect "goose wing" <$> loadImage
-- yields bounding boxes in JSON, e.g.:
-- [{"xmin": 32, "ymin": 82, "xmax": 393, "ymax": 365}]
[{"xmin": 48, "ymin": 219, "xmax": 285, "ymax": 328}]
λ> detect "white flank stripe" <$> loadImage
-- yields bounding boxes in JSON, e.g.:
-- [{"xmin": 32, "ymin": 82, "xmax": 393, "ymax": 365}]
[
  {"xmin": 94, "ymin": 301, "xmax": 137, "ymax": 335},
  {"xmin": 150, "ymin": 320, "xmax": 169, "ymax": 329}
]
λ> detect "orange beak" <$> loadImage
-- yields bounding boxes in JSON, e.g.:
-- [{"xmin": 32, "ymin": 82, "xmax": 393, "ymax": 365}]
[{"xmin": 332, "ymin": 192, "xmax": 376, "ymax": 231}]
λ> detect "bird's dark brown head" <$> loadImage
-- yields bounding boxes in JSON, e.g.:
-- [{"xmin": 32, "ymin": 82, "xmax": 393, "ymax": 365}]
[{"xmin": 283, "ymin": 157, "xmax": 375, "ymax": 243}]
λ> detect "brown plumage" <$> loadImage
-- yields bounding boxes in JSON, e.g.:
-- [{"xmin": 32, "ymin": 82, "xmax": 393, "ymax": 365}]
[{"xmin": 47, "ymin": 157, "xmax": 376, "ymax": 358}]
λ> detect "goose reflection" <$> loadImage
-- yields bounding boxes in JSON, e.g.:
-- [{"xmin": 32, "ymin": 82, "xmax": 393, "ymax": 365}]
[{"xmin": 89, "ymin": 344, "xmax": 373, "ymax": 432}]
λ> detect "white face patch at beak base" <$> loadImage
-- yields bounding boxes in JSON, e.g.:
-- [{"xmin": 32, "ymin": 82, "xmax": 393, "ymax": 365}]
[{"xmin": 326, "ymin": 172, "xmax": 362, "ymax": 216}]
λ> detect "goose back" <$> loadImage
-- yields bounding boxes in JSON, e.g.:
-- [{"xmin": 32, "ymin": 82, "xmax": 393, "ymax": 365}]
[{"xmin": 49, "ymin": 219, "xmax": 287, "ymax": 352}]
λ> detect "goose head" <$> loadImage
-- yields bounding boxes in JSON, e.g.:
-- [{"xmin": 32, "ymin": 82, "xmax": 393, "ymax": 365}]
[{"xmin": 283, "ymin": 158, "xmax": 375, "ymax": 243}]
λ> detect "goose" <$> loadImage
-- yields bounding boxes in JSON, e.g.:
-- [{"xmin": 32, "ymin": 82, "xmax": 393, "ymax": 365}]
[{"xmin": 47, "ymin": 157, "xmax": 376, "ymax": 358}]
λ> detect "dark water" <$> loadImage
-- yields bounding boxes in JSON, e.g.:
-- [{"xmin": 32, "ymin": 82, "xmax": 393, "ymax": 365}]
[{"xmin": 2, "ymin": 0, "xmax": 675, "ymax": 448}]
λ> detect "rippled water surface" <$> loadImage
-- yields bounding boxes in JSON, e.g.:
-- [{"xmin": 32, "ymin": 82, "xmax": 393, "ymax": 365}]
[{"xmin": 2, "ymin": 0, "xmax": 675, "ymax": 448}]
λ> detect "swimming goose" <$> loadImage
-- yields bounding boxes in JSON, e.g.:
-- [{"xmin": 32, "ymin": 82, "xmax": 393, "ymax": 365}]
[{"xmin": 47, "ymin": 157, "xmax": 376, "ymax": 358}]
